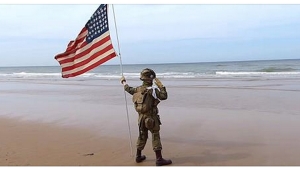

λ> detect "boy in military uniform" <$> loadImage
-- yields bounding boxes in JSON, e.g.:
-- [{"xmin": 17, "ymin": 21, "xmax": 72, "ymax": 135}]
[{"xmin": 120, "ymin": 68, "xmax": 172, "ymax": 166}]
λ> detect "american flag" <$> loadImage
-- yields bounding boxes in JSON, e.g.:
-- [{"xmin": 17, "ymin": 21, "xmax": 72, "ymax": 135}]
[{"xmin": 55, "ymin": 4, "xmax": 117, "ymax": 78}]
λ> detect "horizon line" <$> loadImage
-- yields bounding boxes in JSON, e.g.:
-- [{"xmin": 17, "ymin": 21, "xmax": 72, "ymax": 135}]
[{"xmin": 1, "ymin": 58, "xmax": 299, "ymax": 68}]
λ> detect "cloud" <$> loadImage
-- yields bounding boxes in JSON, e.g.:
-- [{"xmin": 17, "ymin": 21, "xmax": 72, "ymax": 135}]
[
  {"xmin": 0, "ymin": 4, "xmax": 99, "ymax": 39},
  {"xmin": 0, "ymin": 4, "xmax": 300, "ymax": 66},
  {"xmin": 111, "ymin": 4, "xmax": 300, "ymax": 43},
  {"xmin": 1, "ymin": 4, "xmax": 300, "ymax": 41}
]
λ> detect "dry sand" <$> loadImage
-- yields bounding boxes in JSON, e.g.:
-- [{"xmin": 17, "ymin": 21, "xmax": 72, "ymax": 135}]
[{"xmin": 1, "ymin": 77, "xmax": 300, "ymax": 166}]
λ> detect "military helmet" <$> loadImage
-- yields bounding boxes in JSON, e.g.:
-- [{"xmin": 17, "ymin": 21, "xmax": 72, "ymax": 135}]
[{"xmin": 140, "ymin": 68, "xmax": 156, "ymax": 81}]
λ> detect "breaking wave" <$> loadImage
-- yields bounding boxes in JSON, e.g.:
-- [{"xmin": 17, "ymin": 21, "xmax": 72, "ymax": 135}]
[{"xmin": 258, "ymin": 67, "xmax": 297, "ymax": 72}]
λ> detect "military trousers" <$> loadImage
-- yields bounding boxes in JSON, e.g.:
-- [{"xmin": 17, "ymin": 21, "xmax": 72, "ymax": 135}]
[{"xmin": 136, "ymin": 114, "xmax": 162, "ymax": 151}]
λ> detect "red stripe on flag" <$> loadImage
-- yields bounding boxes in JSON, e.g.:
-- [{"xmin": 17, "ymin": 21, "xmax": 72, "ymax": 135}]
[
  {"xmin": 54, "ymin": 4, "xmax": 117, "ymax": 78},
  {"xmin": 55, "ymin": 28, "xmax": 87, "ymax": 60},
  {"xmin": 59, "ymin": 35, "xmax": 111, "ymax": 65},
  {"xmin": 61, "ymin": 43, "xmax": 115, "ymax": 72},
  {"xmin": 62, "ymin": 52, "xmax": 116, "ymax": 78}
]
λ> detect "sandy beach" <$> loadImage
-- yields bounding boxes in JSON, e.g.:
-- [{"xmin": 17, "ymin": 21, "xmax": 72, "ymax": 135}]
[{"xmin": 1, "ymin": 77, "xmax": 300, "ymax": 166}]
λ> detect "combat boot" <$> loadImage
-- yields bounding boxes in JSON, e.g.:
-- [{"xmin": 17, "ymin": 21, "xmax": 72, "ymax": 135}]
[
  {"xmin": 155, "ymin": 150, "xmax": 172, "ymax": 166},
  {"xmin": 136, "ymin": 149, "xmax": 146, "ymax": 163}
]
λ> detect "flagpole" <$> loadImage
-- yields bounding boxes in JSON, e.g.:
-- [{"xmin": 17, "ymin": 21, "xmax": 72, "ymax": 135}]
[{"xmin": 111, "ymin": 4, "xmax": 134, "ymax": 157}]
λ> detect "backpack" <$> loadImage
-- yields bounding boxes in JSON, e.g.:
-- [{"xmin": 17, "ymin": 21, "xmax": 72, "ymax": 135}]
[{"xmin": 132, "ymin": 86, "xmax": 155, "ymax": 114}]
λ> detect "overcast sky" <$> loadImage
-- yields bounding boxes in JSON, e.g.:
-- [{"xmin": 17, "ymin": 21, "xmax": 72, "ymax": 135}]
[{"xmin": 0, "ymin": 1, "xmax": 300, "ymax": 66}]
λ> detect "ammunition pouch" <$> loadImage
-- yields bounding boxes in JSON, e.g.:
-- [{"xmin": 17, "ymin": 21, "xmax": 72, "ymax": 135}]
[{"xmin": 144, "ymin": 117, "xmax": 155, "ymax": 130}]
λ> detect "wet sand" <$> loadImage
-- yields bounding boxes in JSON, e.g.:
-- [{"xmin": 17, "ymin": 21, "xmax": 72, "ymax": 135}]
[{"xmin": 1, "ymin": 77, "xmax": 300, "ymax": 166}]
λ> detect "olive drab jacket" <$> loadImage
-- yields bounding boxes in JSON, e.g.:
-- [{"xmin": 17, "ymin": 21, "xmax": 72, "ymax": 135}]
[{"xmin": 124, "ymin": 84, "xmax": 168, "ymax": 128}]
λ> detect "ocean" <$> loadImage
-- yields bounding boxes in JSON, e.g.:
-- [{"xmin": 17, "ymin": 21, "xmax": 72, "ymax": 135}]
[{"xmin": 0, "ymin": 59, "xmax": 299, "ymax": 81}]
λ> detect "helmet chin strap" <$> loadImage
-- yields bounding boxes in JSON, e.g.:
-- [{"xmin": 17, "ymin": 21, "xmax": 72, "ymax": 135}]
[{"xmin": 142, "ymin": 80, "xmax": 153, "ymax": 87}]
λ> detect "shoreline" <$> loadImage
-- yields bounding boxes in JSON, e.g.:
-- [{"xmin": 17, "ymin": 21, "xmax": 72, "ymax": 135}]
[{"xmin": 1, "ymin": 78, "xmax": 300, "ymax": 166}]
